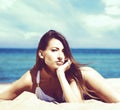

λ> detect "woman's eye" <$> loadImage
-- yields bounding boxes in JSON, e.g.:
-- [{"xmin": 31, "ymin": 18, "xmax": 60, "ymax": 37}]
[
  {"xmin": 51, "ymin": 49, "xmax": 57, "ymax": 52},
  {"xmin": 62, "ymin": 49, "xmax": 65, "ymax": 53}
]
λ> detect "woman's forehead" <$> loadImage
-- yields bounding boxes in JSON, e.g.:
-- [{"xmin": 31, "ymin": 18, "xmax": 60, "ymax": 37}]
[{"xmin": 47, "ymin": 38, "xmax": 64, "ymax": 49}]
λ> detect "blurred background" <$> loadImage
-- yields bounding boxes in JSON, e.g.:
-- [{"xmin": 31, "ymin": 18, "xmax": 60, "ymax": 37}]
[{"xmin": 0, "ymin": 0, "xmax": 120, "ymax": 83}]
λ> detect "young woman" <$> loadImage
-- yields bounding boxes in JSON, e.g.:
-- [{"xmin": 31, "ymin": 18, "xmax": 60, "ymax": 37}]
[{"xmin": 0, "ymin": 30, "xmax": 120, "ymax": 103}]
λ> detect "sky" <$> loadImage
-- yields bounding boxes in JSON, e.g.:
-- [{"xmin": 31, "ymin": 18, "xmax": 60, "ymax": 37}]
[{"xmin": 0, "ymin": 0, "xmax": 120, "ymax": 49}]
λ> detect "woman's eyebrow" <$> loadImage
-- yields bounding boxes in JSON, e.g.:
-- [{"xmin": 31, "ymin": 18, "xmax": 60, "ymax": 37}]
[{"xmin": 51, "ymin": 46, "xmax": 64, "ymax": 50}]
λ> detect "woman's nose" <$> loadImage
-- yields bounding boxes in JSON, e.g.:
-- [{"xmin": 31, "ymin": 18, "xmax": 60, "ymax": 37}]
[
  {"xmin": 58, "ymin": 57, "xmax": 62, "ymax": 61},
  {"xmin": 58, "ymin": 52, "xmax": 64, "ymax": 60}
]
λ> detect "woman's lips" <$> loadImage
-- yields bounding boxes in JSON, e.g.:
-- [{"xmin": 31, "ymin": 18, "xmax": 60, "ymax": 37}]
[{"xmin": 56, "ymin": 61, "xmax": 64, "ymax": 65}]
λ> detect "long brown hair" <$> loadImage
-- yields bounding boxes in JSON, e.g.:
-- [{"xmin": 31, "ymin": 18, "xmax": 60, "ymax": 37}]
[{"xmin": 31, "ymin": 30, "xmax": 86, "ymax": 98}]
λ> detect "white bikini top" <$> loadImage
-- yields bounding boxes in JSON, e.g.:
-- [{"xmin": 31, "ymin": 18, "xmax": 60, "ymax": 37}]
[{"xmin": 35, "ymin": 71, "xmax": 56, "ymax": 102}]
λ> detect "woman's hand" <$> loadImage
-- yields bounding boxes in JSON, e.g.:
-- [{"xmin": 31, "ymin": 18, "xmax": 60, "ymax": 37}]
[
  {"xmin": 56, "ymin": 60, "xmax": 83, "ymax": 102},
  {"xmin": 56, "ymin": 59, "xmax": 71, "ymax": 73}
]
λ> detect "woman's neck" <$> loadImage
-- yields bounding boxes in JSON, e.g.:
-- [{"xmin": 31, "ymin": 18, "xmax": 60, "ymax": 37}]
[{"xmin": 41, "ymin": 66, "xmax": 57, "ymax": 78}]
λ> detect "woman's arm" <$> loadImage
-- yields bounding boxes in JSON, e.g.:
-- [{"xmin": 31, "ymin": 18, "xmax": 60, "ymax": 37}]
[
  {"xmin": 81, "ymin": 67, "xmax": 120, "ymax": 103},
  {"xmin": 0, "ymin": 71, "xmax": 32, "ymax": 100},
  {"xmin": 56, "ymin": 60, "xmax": 83, "ymax": 102}
]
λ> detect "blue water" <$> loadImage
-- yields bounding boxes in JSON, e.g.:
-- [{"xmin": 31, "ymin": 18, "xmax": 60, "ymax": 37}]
[{"xmin": 0, "ymin": 48, "xmax": 120, "ymax": 83}]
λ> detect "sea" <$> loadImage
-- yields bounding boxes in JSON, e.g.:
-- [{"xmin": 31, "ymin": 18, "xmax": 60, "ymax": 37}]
[{"xmin": 0, "ymin": 48, "xmax": 120, "ymax": 83}]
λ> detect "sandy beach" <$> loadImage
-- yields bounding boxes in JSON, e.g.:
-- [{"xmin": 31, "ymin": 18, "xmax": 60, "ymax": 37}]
[{"xmin": 0, "ymin": 78, "xmax": 120, "ymax": 110}]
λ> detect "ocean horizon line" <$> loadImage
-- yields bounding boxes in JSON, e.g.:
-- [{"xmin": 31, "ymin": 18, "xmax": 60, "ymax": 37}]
[
  {"xmin": 0, "ymin": 48, "xmax": 120, "ymax": 55},
  {"xmin": 0, "ymin": 47, "xmax": 120, "ymax": 50}
]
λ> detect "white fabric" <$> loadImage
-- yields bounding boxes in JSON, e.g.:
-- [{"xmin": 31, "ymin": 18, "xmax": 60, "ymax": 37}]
[{"xmin": 35, "ymin": 71, "xmax": 56, "ymax": 102}]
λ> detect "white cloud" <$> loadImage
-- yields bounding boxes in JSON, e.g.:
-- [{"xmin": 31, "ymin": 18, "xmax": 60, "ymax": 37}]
[
  {"xmin": 105, "ymin": 6, "xmax": 120, "ymax": 16},
  {"xmin": 102, "ymin": 0, "xmax": 120, "ymax": 16},
  {"xmin": 0, "ymin": 0, "xmax": 71, "ymax": 48},
  {"xmin": 76, "ymin": 0, "xmax": 120, "ymax": 38},
  {"xmin": 102, "ymin": 0, "xmax": 120, "ymax": 6},
  {"xmin": 24, "ymin": 32, "xmax": 39, "ymax": 39},
  {"xmin": 0, "ymin": 0, "xmax": 120, "ymax": 48},
  {"xmin": 81, "ymin": 14, "xmax": 120, "ymax": 32},
  {"xmin": 0, "ymin": 0, "xmax": 16, "ymax": 11}
]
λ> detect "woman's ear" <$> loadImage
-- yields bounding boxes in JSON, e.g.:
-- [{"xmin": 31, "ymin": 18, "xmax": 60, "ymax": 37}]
[{"xmin": 38, "ymin": 50, "xmax": 44, "ymax": 59}]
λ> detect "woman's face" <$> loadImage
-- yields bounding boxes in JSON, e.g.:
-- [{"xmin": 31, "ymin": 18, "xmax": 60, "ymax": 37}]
[{"xmin": 40, "ymin": 38, "xmax": 66, "ymax": 72}]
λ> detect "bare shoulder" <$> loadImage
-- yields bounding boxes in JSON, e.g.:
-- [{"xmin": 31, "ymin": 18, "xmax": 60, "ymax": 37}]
[
  {"xmin": 80, "ymin": 66, "xmax": 104, "ymax": 82},
  {"xmin": 11, "ymin": 70, "xmax": 33, "ymax": 91},
  {"xmin": 80, "ymin": 66, "xmax": 97, "ymax": 75},
  {"xmin": 17, "ymin": 70, "xmax": 33, "ymax": 88},
  {"xmin": 79, "ymin": 67, "xmax": 120, "ymax": 103},
  {"xmin": 20, "ymin": 71, "xmax": 32, "ymax": 83},
  {"xmin": 80, "ymin": 66, "xmax": 94, "ymax": 72}
]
